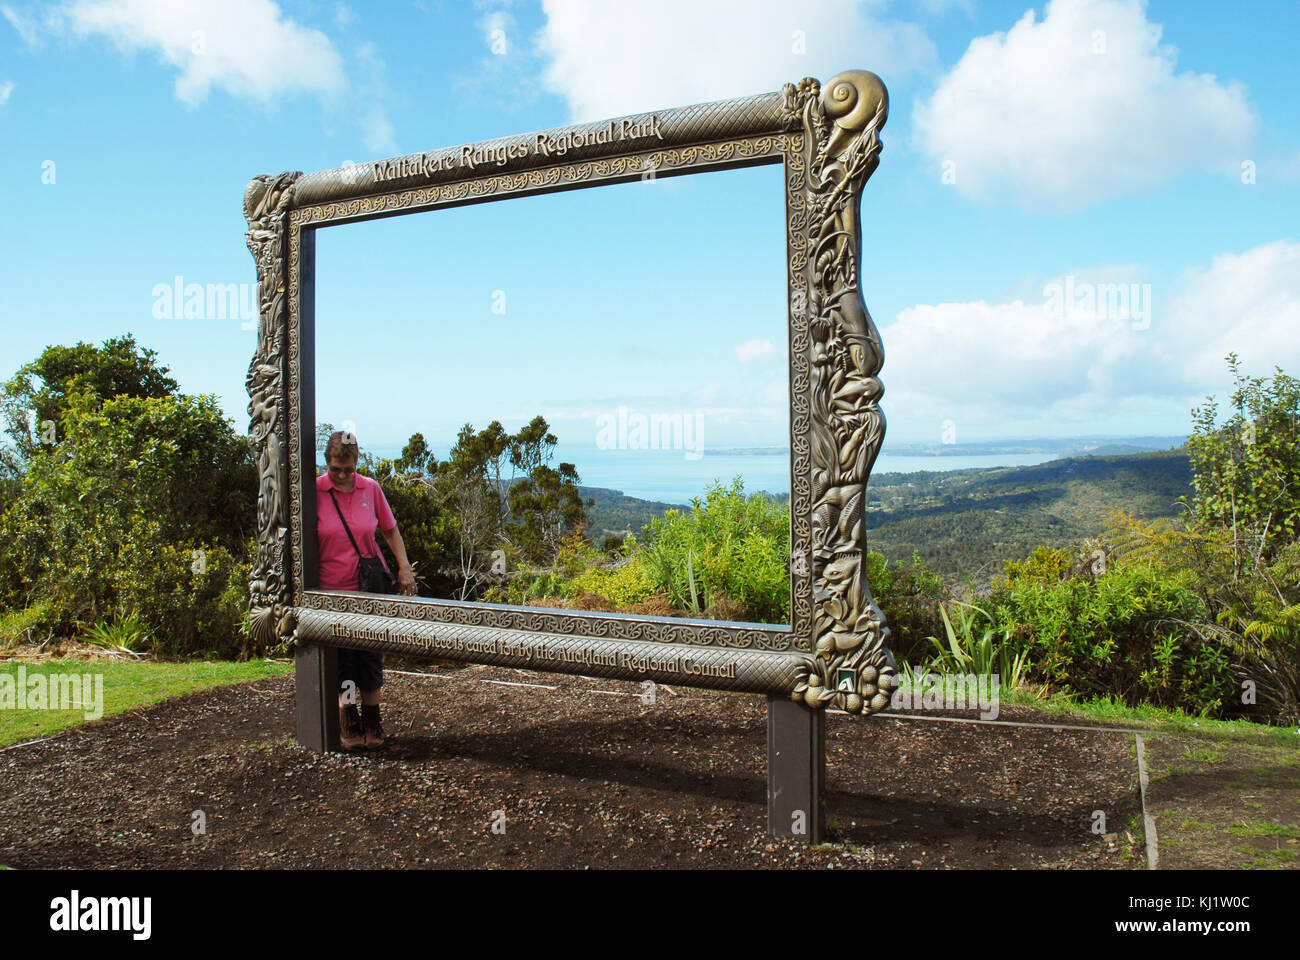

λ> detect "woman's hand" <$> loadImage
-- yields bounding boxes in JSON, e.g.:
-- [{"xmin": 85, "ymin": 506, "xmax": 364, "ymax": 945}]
[{"xmin": 397, "ymin": 565, "xmax": 417, "ymax": 596}]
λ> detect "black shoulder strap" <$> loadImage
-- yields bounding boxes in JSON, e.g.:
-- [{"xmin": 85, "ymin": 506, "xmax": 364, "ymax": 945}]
[{"xmin": 328, "ymin": 489, "xmax": 363, "ymax": 558}]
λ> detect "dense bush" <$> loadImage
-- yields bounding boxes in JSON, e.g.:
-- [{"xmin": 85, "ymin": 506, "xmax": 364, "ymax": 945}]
[
  {"xmin": 1188, "ymin": 355, "xmax": 1300, "ymax": 556},
  {"xmin": 1105, "ymin": 511, "xmax": 1300, "ymax": 723},
  {"xmin": 112, "ymin": 537, "xmax": 252, "ymax": 658},
  {"xmin": 639, "ymin": 478, "xmax": 790, "ymax": 622},
  {"xmin": 483, "ymin": 478, "xmax": 948, "ymax": 635},
  {"xmin": 0, "ymin": 598, "xmax": 56, "ymax": 648},
  {"xmin": 863, "ymin": 550, "xmax": 945, "ymax": 664},
  {"xmin": 0, "ymin": 342, "xmax": 257, "ymax": 657},
  {"xmin": 989, "ymin": 550, "xmax": 1233, "ymax": 715},
  {"xmin": 484, "ymin": 479, "xmax": 792, "ymax": 622},
  {"xmin": 570, "ymin": 551, "xmax": 658, "ymax": 609}
]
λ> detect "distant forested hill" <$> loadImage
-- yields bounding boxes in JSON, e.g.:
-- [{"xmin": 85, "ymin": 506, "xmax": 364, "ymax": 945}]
[
  {"xmin": 579, "ymin": 484, "xmax": 789, "ymax": 544},
  {"xmin": 578, "ymin": 449, "xmax": 1193, "ymax": 585},
  {"xmin": 864, "ymin": 448, "xmax": 1193, "ymax": 584},
  {"xmin": 579, "ymin": 486, "xmax": 690, "ymax": 543}
]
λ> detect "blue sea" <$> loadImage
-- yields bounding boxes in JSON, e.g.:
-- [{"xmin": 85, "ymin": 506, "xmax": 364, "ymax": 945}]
[{"xmin": 360, "ymin": 442, "xmax": 1059, "ymax": 505}]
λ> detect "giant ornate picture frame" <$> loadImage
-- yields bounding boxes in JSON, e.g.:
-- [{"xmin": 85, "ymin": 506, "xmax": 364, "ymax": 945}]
[{"xmin": 245, "ymin": 69, "xmax": 895, "ymax": 842}]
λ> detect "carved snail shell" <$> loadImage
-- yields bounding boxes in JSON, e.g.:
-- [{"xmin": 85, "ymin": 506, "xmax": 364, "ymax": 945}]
[{"xmin": 820, "ymin": 70, "xmax": 888, "ymax": 160}]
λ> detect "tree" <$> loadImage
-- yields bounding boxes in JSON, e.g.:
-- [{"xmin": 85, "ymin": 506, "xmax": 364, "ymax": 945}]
[
  {"xmin": 1188, "ymin": 354, "xmax": 1300, "ymax": 561},
  {"xmin": 1, "ymin": 335, "xmax": 178, "ymax": 462},
  {"xmin": 477, "ymin": 421, "xmax": 512, "ymax": 528},
  {"xmin": 396, "ymin": 432, "xmax": 433, "ymax": 474},
  {"xmin": 432, "ymin": 423, "xmax": 505, "ymax": 599},
  {"xmin": 315, "ymin": 422, "xmax": 335, "ymax": 456},
  {"xmin": 0, "ymin": 443, "xmax": 20, "ymax": 506},
  {"xmin": 1103, "ymin": 358, "xmax": 1300, "ymax": 723},
  {"xmin": 506, "ymin": 461, "xmax": 591, "ymax": 563},
  {"xmin": 0, "ymin": 385, "xmax": 255, "ymax": 654},
  {"xmin": 0, "ymin": 338, "xmax": 258, "ymax": 654},
  {"xmin": 509, "ymin": 416, "xmax": 558, "ymax": 478},
  {"xmin": 432, "ymin": 417, "xmax": 591, "ymax": 594},
  {"xmin": 434, "ymin": 464, "xmax": 499, "ymax": 601}
]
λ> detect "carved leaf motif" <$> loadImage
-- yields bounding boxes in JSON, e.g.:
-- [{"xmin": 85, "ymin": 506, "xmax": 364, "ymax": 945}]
[{"xmin": 846, "ymin": 566, "xmax": 863, "ymax": 613}]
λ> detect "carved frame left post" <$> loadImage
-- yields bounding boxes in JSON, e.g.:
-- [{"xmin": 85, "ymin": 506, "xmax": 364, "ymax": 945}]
[{"xmin": 245, "ymin": 171, "xmax": 335, "ymax": 751}]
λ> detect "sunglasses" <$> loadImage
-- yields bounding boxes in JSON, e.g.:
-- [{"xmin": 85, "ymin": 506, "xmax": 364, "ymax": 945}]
[{"xmin": 327, "ymin": 464, "xmax": 357, "ymax": 476}]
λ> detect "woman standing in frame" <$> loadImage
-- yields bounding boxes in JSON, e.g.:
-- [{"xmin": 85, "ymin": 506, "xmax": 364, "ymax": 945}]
[{"xmin": 316, "ymin": 431, "xmax": 417, "ymax": 749}]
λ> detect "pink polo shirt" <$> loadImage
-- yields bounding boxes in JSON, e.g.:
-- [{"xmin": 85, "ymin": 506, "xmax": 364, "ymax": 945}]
[{"xmin": 316, "ymin": 472, "xmax": 396, "ymax": 591}]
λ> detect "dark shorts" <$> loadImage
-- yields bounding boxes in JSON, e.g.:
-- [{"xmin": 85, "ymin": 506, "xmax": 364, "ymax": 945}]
[{"xmin": 337, "ymin": 648, "xmax": 384, "ymax": 693}]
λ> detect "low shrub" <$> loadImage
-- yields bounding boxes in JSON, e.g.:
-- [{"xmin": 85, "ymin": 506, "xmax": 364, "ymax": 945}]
[
  {"xmin": 864, "ymin": 550, "xmax": 945, "ymax": 664},
  {"xmin": 990, "ymin": 553, "xmax": 1233, "ymax": 715},
  {"xmin": 0, "ymin": 599, "xmax": 57, "ymax": 649},
  {"xmin": 640, "ymin": 478, "xmax": 790, "ymax": 623}
]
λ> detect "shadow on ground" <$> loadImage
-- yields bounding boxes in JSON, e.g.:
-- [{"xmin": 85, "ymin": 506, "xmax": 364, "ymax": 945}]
[{"xmin": 0, "ymin": 662, "xmax": 1146, "ymax": 869}]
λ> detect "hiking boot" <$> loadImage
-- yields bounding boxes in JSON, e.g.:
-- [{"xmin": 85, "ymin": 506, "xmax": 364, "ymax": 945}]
[
  {"xmin": 339, "ymin": 703, "xmax": 365, "ymax": 751},
  {"xmin": 361, "ymin": 703, "xmax": 385, "ymax": 749}
]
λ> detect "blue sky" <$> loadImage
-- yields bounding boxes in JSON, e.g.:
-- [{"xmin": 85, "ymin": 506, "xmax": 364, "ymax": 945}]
[{"xmin": 2, "ymin": 0, "xmax": 1297, "ymax": 457}]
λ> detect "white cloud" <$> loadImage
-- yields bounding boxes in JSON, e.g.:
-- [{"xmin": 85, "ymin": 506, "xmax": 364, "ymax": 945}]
[
  {"xmin": 0, "ymin": 81, "xmax": 12, "ymax": 106},
  {"xmin": 23, "ymin": 1, "xmax": 398, "ymax": 156},
  {"xmin": 1158, "ymin": 240, "xmax": 1300, "ymax": 393},
  {"xmin": 878, "ymin": 241, "xmax": 1300, "ymax": 437},
  {"xmin": 883, "ymin": 295, "xmax": 1141, "ymax": 424},
  {"xmin": 913, "ymin": 0, "xmax": 1257, "ymax": 207},
  {"xmin": 2, "ymin": 3, "xmax": 39, "ymax": 45},
  {"xmin": 481, "ymin": 9, "xmax": 510, "ymax": 45},
  {"xmin": 355, "ymin": 41, "xmax": 395, "ymax": 154},
  {"xmin": 536, "ymin": 0, "xmax": 937, "ymax": 122},
  {"xmin": 736, "ymin": 338, "xmax": 777, "ymax": 363},
  {"xmin": 451, "ymin": 7, "xmax": 545, "ymax": 113},
  {"xmin": 51, "ymin": 0, "xmax": 346, "ymax": 104}
]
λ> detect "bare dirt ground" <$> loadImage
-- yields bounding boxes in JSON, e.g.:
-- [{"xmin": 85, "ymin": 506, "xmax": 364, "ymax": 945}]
[{"xmin": 0, "ymin": 659, "xmax": 1151, "ymax": 869}]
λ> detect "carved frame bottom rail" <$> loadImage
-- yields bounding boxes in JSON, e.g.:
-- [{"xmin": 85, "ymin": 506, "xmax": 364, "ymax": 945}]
[{"xmin": 293, "ymin": 608, "xmax": 811, "ymax": 695}]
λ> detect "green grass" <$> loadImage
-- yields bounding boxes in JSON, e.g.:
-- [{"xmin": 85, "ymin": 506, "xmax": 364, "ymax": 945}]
[
  {"xmin": 0, "ymin": 658, "xmax": 292, "ymax": 747},
  {"xmin": 1001, "ymin": 685, "xmax": 1300, "ymax": 747},
  {"xmin": 1237, "ymin": 846, "xmax": 1297, "ymax": 867},
  {"xmin": 1119, "ymin": 809, "xmax": 1146, "ymax": 865},
  {"xmin": 1225, "ymin": 820, "xmax": 1298, "ymax": 839}
]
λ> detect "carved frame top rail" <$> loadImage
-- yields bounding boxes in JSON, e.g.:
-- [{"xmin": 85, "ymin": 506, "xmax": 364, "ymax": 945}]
[{"xmin": 292, "ymin": 90, "xmax": 791, "ymax": 209}]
